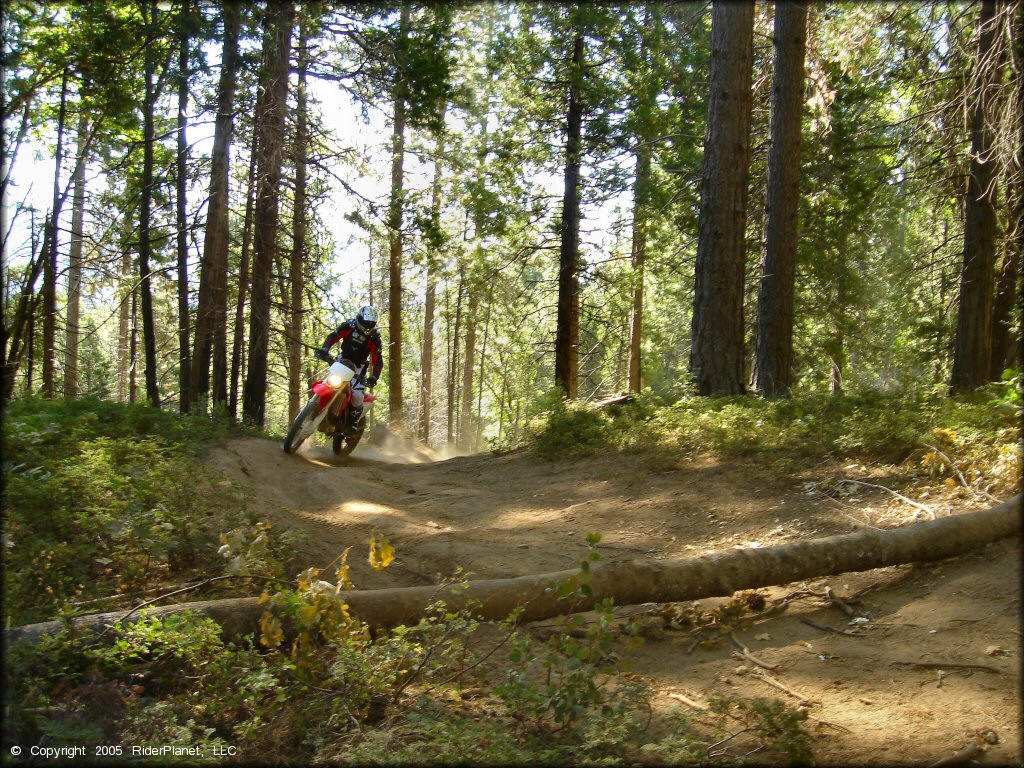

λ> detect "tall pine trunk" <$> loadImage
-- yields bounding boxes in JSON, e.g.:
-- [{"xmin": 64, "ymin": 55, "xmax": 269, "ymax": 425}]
[
  {"xmin": 990, "ymin": 3, "xmax": 1023, "ymax": 378},
  {"xmin": 628, "ymin": 4, "xmax": 656, "ymax": 394},
  {"xmin": 689, "ymin": 2, "xmax": 755, "ymax": 396},
  {"xmin": 230, "ymin": 105, "xmax": 260, "ymax": 419},
  {"xmin": 139, "ymin": 2, "xmax": 162, "ymax": 407},
  {"xmin": 447, "ymin": 273, "xmax": 463, "ymax": 444},
  {"xmin": 459, "ymin": 291, "xmax": 478, "ymax": 450},
  {"xmin": 64, "ymin": 114, "xmax": 87, "ymax": 398},
  {"xmin": 554, "ymin": 28, "xmax": 584, "ymax": 400},
  {"xmin": 387, "ymin": 4, "xmax": 411, "ymax": 426},
  {"xmin": 419, "ymin": 119, "xmax": 446, "ymax": 444},
  {"xmin": 118, "ymin": 250, "xmax": 132, "ymax": 402},
  {"xmin": 951, "ymin": 0, "xmax": 1001, "ymax": 392},
  {"xmin": 42, "ymin": 68, "xmax": 69, "ymax": 399},
  {"xmin": 288, "ymin": 25, "xmax": 309, "ymax": 422},
  {"xmin": 176, "ymin": 2, "xmax": 192, "ymax": 412},
  {"xmin": 194, "ymin": 0, "xmax": 241, "ymax": 412},
  {"xmin": 243, "ymin": 1, "xmax": 294, "ymax": 426},
  {"xmin": 753, "ymin": 1, "xmax": 808, "ymax": 397}
]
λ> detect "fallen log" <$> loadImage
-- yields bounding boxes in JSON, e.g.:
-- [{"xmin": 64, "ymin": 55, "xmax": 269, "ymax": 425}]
[{"xmin": 6, "ymin": 494, "xmax": 1020, "ymax": 647}]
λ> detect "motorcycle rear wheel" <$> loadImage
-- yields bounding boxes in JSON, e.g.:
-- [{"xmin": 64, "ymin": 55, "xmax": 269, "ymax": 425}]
[
  {"xmin": 333, "ymin": 424, "xmax": 365, "ymax": 457},
  {"xmin": 283, "ymin": 398, "xmax": 321, "ymax": 454}
]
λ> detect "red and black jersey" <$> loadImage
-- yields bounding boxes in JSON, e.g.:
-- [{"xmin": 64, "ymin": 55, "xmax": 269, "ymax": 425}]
[{"xmin": 322, "ymin": 319, "xmax": 383, "ymax": 378}]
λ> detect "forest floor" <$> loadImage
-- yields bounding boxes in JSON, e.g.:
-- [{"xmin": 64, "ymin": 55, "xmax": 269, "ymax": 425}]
[{"xmin": 210, "ymin": 432, "xmax": 1021, "ymax": 766}]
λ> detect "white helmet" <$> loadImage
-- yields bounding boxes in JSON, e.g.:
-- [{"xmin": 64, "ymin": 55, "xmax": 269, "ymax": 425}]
[{"xmin": 356, "ymin": 305, "xmax": 378, "ymax": 332}]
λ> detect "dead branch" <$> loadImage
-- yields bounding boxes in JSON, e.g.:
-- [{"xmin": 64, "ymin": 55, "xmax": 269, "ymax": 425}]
[
  {"xmin": 799, "ymin": 618, "xmax": 864, "ymax": 637},
  {"xmin": 890, "ymin": 661, "xmax": 1002, "ymax": 674},
  {"xmin": 926, "ymin": 742, "xmax": 984, "ymax": 768},
  {"xmin": 730, "ymin": 632, "xmax": 780, "ymax": 671}
]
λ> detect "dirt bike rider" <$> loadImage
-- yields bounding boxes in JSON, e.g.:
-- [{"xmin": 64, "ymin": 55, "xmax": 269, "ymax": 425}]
[{"xmin": 314, "ymin": 305, "xmax": 382, "ymax": 430}]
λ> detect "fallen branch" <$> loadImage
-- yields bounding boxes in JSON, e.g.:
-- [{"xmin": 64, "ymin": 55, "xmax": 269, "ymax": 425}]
[
  {"xmin": 926, "ymin": 741, "xmax": 984, "ymax": 768},
  {"xmin": 824, "ymin": 586, "xmax": 861, "ymax": 618},
  {"xmin": 799, "ymin": 618, "xmax": 864, "ymax": 637},
  {"xmin": 923, "ymin": 444, "xmax": 1000, "ymax": 504},
  {"xmin": 6, "ymin": 494, "xmax": 1020, "ymax": 647},
  {"xmin": 751, "ymin": 670, "xmax": 820, "ymax": 707},
  {"xmin": 838, "ymin": 478, "xmax": 938, "ymax": 519},
  {"xmin": 730, "ymin": 632, "xmax": 780, "ymax": 670},
  {"xmin": 891, "ymin": 661, "xmax": 1002, "ymax": 674},
  {"xmin": 666, "ymin": 691, "xmax": 707, "ymax": 711}
]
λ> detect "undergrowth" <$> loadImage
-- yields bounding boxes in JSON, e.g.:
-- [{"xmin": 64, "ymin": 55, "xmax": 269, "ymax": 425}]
[
  {"xmin": 522, "ymin": 379, "xmax": 1022, "ymax": 494},
  {"xmin": 1, "ymin": 397, "xmax": 293, "ymax": 625},
  {"xmin": 4, "ymin": 533, "xmax": 813, "ymax": 765}
]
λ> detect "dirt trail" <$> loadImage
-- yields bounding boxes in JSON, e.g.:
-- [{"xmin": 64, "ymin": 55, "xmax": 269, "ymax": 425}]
[{"xmin": 210, "ymin": 436, "xmax": 1021, "ymax": 766}]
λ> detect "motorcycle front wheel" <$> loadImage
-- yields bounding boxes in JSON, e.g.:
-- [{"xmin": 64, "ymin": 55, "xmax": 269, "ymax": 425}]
[
  {"xmin": 333, "ymin": 424, "xmax": 365, "ymax": 457},
  {"xmin": 283, "ymin": 397, "xmax": 321, "ymax": 454}
]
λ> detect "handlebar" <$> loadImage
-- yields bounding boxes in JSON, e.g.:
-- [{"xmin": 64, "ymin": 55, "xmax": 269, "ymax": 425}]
[{"xmin": 315, "ymin": 351, "xmax": 373, "ymax": 387}]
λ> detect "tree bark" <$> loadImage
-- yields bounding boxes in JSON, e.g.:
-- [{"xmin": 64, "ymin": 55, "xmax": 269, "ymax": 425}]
[
  {"xmin": 139, "ymin": 2, "xmax": 161, "ymax": 407},
  {"xmin": 288, "ymin": 23, "xmax": 309, "ymax": 423},
  {"xmin": 951, "ymin": 0, "xmax": 1001, "ymax": 392},
  {"xmin": 990, "ymin": 1, "xmax": 1023, "ymax": 378},
  {"xmin": 419, "ymin": 121, "xmax": 446, "ymax": 444},
  {"xmin": 64, "ymin": 114, "xmax": 88, "ymax": 398},
  {"xmin": 447, "ymin": 270, "xmax": 463, "ymax": 444},
  {"xmin": 243, "ymin": 1, "xmax": 294, "ymax": 426},
  {"xmin": 753, "ymin": 1, "xmax": 807, "ymax": 398},
  {"xmin": 689, "ymin": 2, "xmax": 755, "ymax": 396},
  {"xmin": 459, "ymin": 290, "xmax": 478, "ymax": 450},
  {"xmin": 176, "ymin": 2, "xmax": 192, "ymax": 413},
  {"xmin": 194, "ymin": 0, "xmax": 241, "ymax": 413},
  {"xmin": 42, "ymin": 68, "xmax": 69, "ymax": 399},
  {"xmin": 555, "ymin": 28, "xmax": 584, "ymax": 401},
  {"xmin": 9, "ymin": 495, "xmax": 1019, "ymax": 645},
  {"xmin": 628, "ymin": 4, "xmax": 657, "ymax": 395},
  {"xmin": 388, "ymin": 4, "xmax": 411, "ymax": 427},
  {"xmin": 118, "ymin": 250, "xmax": 131, "ymax": 402},
  {"xmin": 230, "ymin": 111, "xmax": 260, "ymax": 420}
]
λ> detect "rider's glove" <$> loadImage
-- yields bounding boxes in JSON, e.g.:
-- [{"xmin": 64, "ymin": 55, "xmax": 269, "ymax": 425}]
[
  {"xmin": 365, "ymin": 375, "xmax": 378, "ymax": 388},
  {"xmin": 314, "ymin": 347, "xmax": 331, "ymax": 362}
]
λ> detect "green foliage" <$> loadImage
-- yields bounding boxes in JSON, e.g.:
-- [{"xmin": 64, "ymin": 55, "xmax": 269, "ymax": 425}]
[
  {"xmin": 2, "ymin": 397, "xmax": 263, "ymax": 624},
  {"xmin": 521, "ymin": 387, "xmax": 1021, "ymax": 494}
]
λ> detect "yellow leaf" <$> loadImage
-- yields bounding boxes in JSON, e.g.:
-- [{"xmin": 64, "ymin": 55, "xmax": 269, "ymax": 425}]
[
  {"xmin": 369, "ymin": 533, "xmax": 395, "ymax": 570},
  {"xmin": 259, "ymin": 611, "xmax": 283, "ymax": 649},
  {"xmin": 335, "ymin": 547, "xmax": 354, "ymax": 591},
  {"xmin": 258, "ymin": 591, "xmax": 271, "ymax": 605}
]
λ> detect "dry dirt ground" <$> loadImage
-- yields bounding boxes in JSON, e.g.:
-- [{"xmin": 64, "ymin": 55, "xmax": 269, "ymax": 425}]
[{"xmin": 209, "ymin": 433, "xmax": 1022, "ymax": 766}]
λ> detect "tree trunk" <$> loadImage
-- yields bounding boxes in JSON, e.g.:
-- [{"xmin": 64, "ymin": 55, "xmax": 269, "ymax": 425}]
[
  {"xmin": 139, "ymin": 3, "xmax": 161, "ymax": 407},
  {"xmin": 951, "ymin": 0, "xmax": 1001, "ymax": 392},
  {"xmin": 230, "ymin": 116, "xmax": 260, "ymax": 419},
  {"xmin": 243, "ymin": 1, "xmax": 294, "ymax": 426},
  {"xmin": 129, "ymin": 288, "xmax": 138, "ymax": 404},
  {"xmin": 117, "ymin": 251, "xmax": 131, "ymax": 402},
  {"xmin": 459, "ymin": 290, "xmax": 478, "ymax": 450},
  {"xmin": 64, "ymin": 114, "xmax": 88, "ymax": 398},
  {"xmin": 628, "ymin": 4, "xmax": 657, "ymax": 395},
  {"xmin": 447, "ymin": 273, "xmax": 463, "ymax": 444},
  {"xmin": 176, "ymin": 2, "xmax": 192, "ymax": 413},
  {"xmin": 990, "ymin": 2, "xmax": 1023, "ymax": 378},
  {"xmin": 10, "ymin": 495, "xmax": 1019, "ymax": 645},
  {"xmin": 419, "ymin": 120, "xmax": 446, "ymax": 444},
  {"xmin": 689, "ymin": 2, "xmax": 755, "ymax": 396},
  {"xmin": 42, "ymin": 68, "xmax": 69, "ymax": 399},
  {"xmin": 753, "ymin": 1, "xmax": 807, "ymax": 398},
  {"xmin": 194, "ymin": 0, "xmax": 241, "ymax": 413},
  {"xmin": 555, "ymin": 28, "xmax": 584, "ymax": 401},
  {"xmin": 288, "ymin": 24, "xmax": 309, "ymax": 423},
  {"xmin": 387, "ymin": 4, "xmax": 411, "ymax": 427}
]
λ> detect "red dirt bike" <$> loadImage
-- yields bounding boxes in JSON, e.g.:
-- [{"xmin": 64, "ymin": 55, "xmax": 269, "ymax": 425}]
[{"xmin": 282, "ymin": 353, "xmax": 375, "ymax": 456}]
